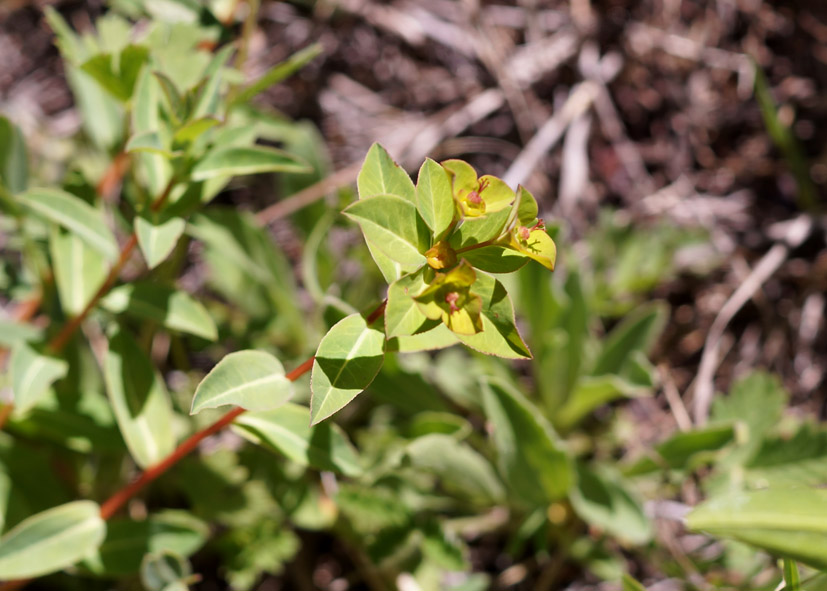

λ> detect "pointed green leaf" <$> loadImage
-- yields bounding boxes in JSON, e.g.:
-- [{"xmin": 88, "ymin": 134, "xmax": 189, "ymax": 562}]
[
  {"xmin": 593, "ymin": 302, "xmax": 667, "ymax": 376},
  {"xmin": 365, "ymin": 238, "xmax": 405, "ymax": 283},
  {"xmin": 482, "ymin": 378, "xmax": 572, "ymax": 504},
  {"xmin": 0, "ymin": 500, "xmax": 106, "ymax": 579},
  {"xmin": 344, "ymin": 194, "xmax": 428, "ymax": 271},
  {"xmin": 385, "ymin": 269, "xmax": 432, "ymax": 338},
  {"xmin": 82, "ymin": 511, "xmax": 208, "ymax": 576},
  {"xmin": 386, "ymin": 323, "xmax": 459, "ymax": 353},
  {"xmin": 191, "ymin": 350, "xmax": 293, "ymax": 414},
  {"xmin": 191, "ymin": 145, "xmax": 310, "ymax": 181},
  {"xmin": 0, "ymin": 116, "xmax": 28, "ymax": 194},
  {"xmin": 10, "ymin": 342, "xmax": 68, "ymax": 416},
  {"xmin": 448, "ymin": 208, "xmax": 511, "ymax": 250},
  {"xmin": 104, "ymin": 330, "xmax": 176, "ymax": 468},
  {"xmin": 569, "ymin": 463, "xmax": 651, "ymax": 544},
  {"xmin": 21, "ymin": 188, "xmax": 119, "ymax": 261},
  {"xmin": 416, "ymin": 158, "xmax": 454, "ymax": 239},
  {"xmin": 687, "ymin": 488, "xmax": 827, "ymax": 570},
  {"xmin": 406, "ymin": 433, "xmax": 505, "ymax": 503},
  {"xmin": 80, "ymin": 45, "xmax": 149, "ymax": 102},
  {"xmin": 50, "ymin": 229, "xmax": 108, "ymax": 316},
  {"xmin": 172, "ymin": 116, "xmax": 220, "ymax": 146},
  {"xmin": 101, "ymin": 282, "xmax": 217, "ymax": 341},
  {"xmin": 622, "ymin": 574, "xmax": 647, "ymax": 591},
  {"xmin": 231, "ymin": 43, "xmax": 323, "ymax": 107},
  {"xmin": 310, "ymin": 313, "xmax": 385, "ymax": 425},
  {"xmin": 190, "ymin": 44, "xmax": 234, "ymax": 120},
  {"xmin": 135, "ymin": 215, "xmax": 186, "ymax": 269},
  {"xmin": 556, "ymin": 375, "xmax": 650, "ymax": 429},
  {"xmin": 234, "ymin": 403, "xmax": 362, "ymax": 476},
  {"xmin": 458, "ymin": 272, "xmax": 531, "ymax": 359},
  {"xmin": 153, "ymin": 71, "xmax": 186, "ymax": 124},
  {"xmin": 140, "ymin": 550, "xmax": 192, "ymax": 591},
  {"xmin": 515, "ymin": 185, "xmax": 539, "ymax": 225},
  {"xmin": 357, "ymin": 143, "xmax": 415, "ymax": 202}
]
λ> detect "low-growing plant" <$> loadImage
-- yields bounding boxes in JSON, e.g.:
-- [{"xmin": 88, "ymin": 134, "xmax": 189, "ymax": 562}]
[{"xmin": 1, "ymin": 4, "xmax": 827, "ymax": 591}]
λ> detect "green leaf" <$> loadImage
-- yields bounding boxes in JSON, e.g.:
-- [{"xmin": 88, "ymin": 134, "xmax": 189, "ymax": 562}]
[
  {"xmin": 556, "ymin": 375, "xmax": 650, "ymax": 430},
  {"xmin": 457, "ymin": 272, "xmax": 531, "ymax": 359},
  {"xmin": 344, "ymin": 194, "xmax": 428, "ymax": 272},
  {"xmin": 101, "ymin": 282, "xmax": 217, "ymax": 341},
  {"xmin": 622, "ymin": 574, "xmax": 647, "ymax": 591},
  {"xmin": 234, "ymin": 403, "xmax": 363, "ymax": 476},
  {"xmin": 191, "ymin": 350, "xmax": 293, "ymax": 414},
  {"xmin": 153, "ymin": 71, "xmax": 186, "ymax": 124},
  {"xmin": 482, "ymin": 378, "xmax": 572, "ymax": 504},
  {"xmin": 0, "ymin": 320, "xmax": 42, "ymax": 347},
  {"xmin": 515, "ymin": 185, "xmax": 538, "ymax": 225},
  {"xmin": 0, "ymin": 500, "xmax": 106, "ymax": 579},
  {"xmin": 135, "ymin": 215, "xmax": 186, "ymax": 269},
  {"xmin": 744, "ymin": 424, "xmax": 827, "ymax": 488},
  {"xmin": 416, "ymin": 158, "xmax": 454, "ymax": 239},
  {"xmin": 21, "ymin": 188, "xmax": 119, "ymax": 261},
  {"xmin": 357, "ymin": 143, "xmax": 415, "ymax": 202},
  {"xmin": 687, "ymin": 488, "xmax": 827, "ymax": 570},
  {"xmin": 191, "ymin": 145, "xmax": 310, "ymax": 181},
  {"xmin": 132, "ymin": 65, "xmax": 171, "ymax": 196},
  {"xmin": 10, "ymin": 342, "xmax": 68, "ymax": 416},
  {"xmin": 569, "ymin": 463, "xmax": 651, "ymax": 544},
  {"xmin": 625, "ymin": 424, "xmax": 735, "ymax": 475},
  {"xmin": 386, "ymin": 323, "xmax": 459, "ymax": 353},
  {"xmin": 83, "ymin": 511, "xmax": 208, "ymax": 576},
  {"xmin": 141, "ymin": 550, "xmax": 192, "ymax": 591},
  {"xmin": 0, "ymin": 116, "xmax": 28, "ymax": 194},
  {"xmin": 231, "ymin": 43, "xmax": 323, "ymax": 107},
  {"xmin": 171, "ymin": 116, "xmax": 220, "ymax": 146},
  {"xmin": 310, "ymin": 313, "xmax": 385, "ymax": 425},
  {"xmin": 190, "ymin": 44, "xmax": 234, "ymax": 120},
  {"xmin": 448, "ymin": 208, "xmax": 511, "ymax": 250},
  {"xmin": 509, "ymin": 226, "xmax": 557, "ymax": 271},
  {"xmin": 783, "ymin": 558, "xmax": 801, "ymax": 591},
  {"xmin": 592, "ymin": 302, "xmax": 667, "ymax": 376},
  {"xmin": 50, "ymin": 229, "xmax": 109, "ymax": 316},
  {"xmin": 80, "ymin": 45, "xmax": 149, "ymax": 102},
  {"xmin": 461, "ymin": 245, "xmax": 528, "ymax": 274},
  {"xmin": 405, "ymin": 433, "xmax": 505, "ymax": 503},
  {"xmin": 385, "ymin": 269, "xmax": 432, "ymax": 338},
  {"xmin": 104, "ymin": 330, "xmax": 176, "ymax": 468},
  {"xmin": 125, "ymin": 130, "xmax": 175, "ymax": 157}
]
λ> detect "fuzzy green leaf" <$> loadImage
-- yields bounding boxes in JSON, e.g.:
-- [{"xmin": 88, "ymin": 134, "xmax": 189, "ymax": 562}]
[
  {"xmin": 101, "ymin": 282, "xmax": 217, "ymax": 341},
  {"xmin": 135, "ymin": 215, "xmax": 186, "ymax": 269},
  {"xmin": 0, "ymin": 501, "xmax": 106, "ymax": 579},
  {"xmin": 191, "ymin": 146, "xmax": 310, "ymax": 181},
  {"xmin": 310, "ymin": 313, "xmax": 385, "ymax": 425},
  {"xmin": 234, "ymin": 403, "xmax": 363, "ymax": 476},
  {"xmin": 21, "ymin": 188, "xmax": 119, "ymax": 261},
  {"xmin": 191, "ymin": 350, "xmax": 293, "ymax": 414},
  {"xmin": 104, "ymin": 330, "xmax": 176, "ymax": 468}
]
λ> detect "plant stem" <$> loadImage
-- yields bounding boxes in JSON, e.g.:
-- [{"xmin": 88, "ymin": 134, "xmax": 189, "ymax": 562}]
[
  {"xmin": 365, "ymin": 299, "xmax": 387, "ymax": 325},
  {"xmin": 455, "ymin": 238, "xmax": 496, "ymax": 254}
]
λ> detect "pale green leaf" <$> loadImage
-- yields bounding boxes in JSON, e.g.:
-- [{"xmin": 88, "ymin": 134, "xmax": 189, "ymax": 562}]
[
  {"xmin": 104, "ymin": 330, "xmax": 176, "ymax": 468},
  {"xmin": 344, "ymin": 194, "xmax": 428, "ymax": 272},
  {"xmin": 386, "ymin": 323, "xmax": 459, "ymax": 353},
  {"xmin": 50, "ymin": 229, "xmax": 108, "ymax": 316},
  {"xmin": 448, "ymin": 208, "xmax": 511, "ymax": 250},
  {"xmin": 135, "ymin": 215, "xmax": 186, "ymax": 269},
  {"xmin": 687, "ymin": 488, "xmax": 827, "ymax": 570},
  {"xmin": 191, "ymin": 145, "xmax": 310, "ymax": 181},
  {"xmin": 191, "ymin": 350, "xmax": 293, "ymax": 414},
  {"xmin": 0, "ymin": 116, "xmax": 28, "ymax": 194},
  {"xmin": 10, "ymin": 342, "xmax": 68, "ymax": 416},
  {"xmin": 482, "ymin": 378, "xmax": 572, "ymax": 504},
  {"xmin": 515, "ymin": 185, "xmax": 538, "ymax": 225},
  {"xmin": 357, "ymin": 143, "xmax": 415, "ymax": 202},
  {"xmin": 172, "ymin": 116, "xmax": 220, "ymax": 146},
  {"xmin": 234, "ymin": 403, "xmax": 363, "ymax": 476},
  {"xmin": 416, "ymin": 158, "xmax": 454, "ymax": 239},
  {"xmin": 0, "ymin": 500, "xmax": 106, "ymax": 579},
  {"xmin": 132, "ymin": 65, "xmax": 171, "ymax": 195},
  {"xmin": 458, "ymin": 272, "xmax": 531, "ymax": 359},
  {"xmin": 556, "ymin": 375, "xmax": 650, "ymax": 430},
  {"xmin": 385, "ymin": 269, "xmax": 432, "ymax": 338},
  {"xmin": 101, "ymin": 282, "xmax": 217, "ymax": 341},
  {"xmin": 0, "ymin": 320, "xmax": 42, "ymax": 347},
  {"xmin": 21, "ymin": 188, "xmax": 119, "ymax": 261},
  {"xmin": 310, "ymin": 313, "xmax": 385, "ymax": 425},
  {"xmin": 125, "ymin": 130, "xmax": 175, "ymax": 157}
]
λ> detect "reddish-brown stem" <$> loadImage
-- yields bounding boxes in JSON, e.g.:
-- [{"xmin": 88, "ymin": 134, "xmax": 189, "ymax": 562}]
[
  {"xmin": 365, "ymin": 299, "xmax": 387, "ymax": 326},
  {"xmin": 98, "ymin": 355, "xmax": 315, "ymax": 521},
  {"xmin": 455, "ymin": 238, "xmax": 496, "ymax": 255}
]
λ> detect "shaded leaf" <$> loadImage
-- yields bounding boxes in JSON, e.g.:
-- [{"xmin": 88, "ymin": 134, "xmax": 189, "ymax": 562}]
[
  {"xmin": 0, "ymin": 116, "xmax": 28, "ymax": 194},
  {"xmin": 310, "ymin": 313, "xmax": 385, "ymax": 425},
  {"xmin": 191, "ymin": 350, "xmax": 293, "ymax": 414},
  {"xmin": 592, "ymin": 302, "xmax": 667, "ymax": 376}
]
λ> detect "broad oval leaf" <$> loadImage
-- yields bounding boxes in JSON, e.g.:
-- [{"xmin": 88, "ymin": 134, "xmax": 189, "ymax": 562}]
[
  {"xmin": 687, "ymin": 488, "xmax": 827, "ymax": 570},
  {"xmin": 50, "ymin": 229, "xmax": 108, "ymax": 316},
  {"xmin": 0, "ymin": 500, "xmax": 106, "ymax": 579},
  {"xmin": 357, "ymin": 143, "xmax": 415, "ymax": 202},
  {"xmin": 234, "ymin": 403, "xmax": 363, "ymax": 476},
  {"xmin": 310, "ymin": 313, "xmax": 385, "ymax": 425},
  {"xmin": 458, "ymin": 271, "xmax": 531, "ymax": 359},
  {"xmin": 191, "ymin": 146, "xmax": 310, "ymax": 181},
  {"xmin": 82, "ymin": 511, "xmax": 208, "ymax": 576},
  {"xmin": 104, "ymin": 330, "xmax": 176, "ymax": 468},
  {"xmin": 20, "ymin": 188, "xmax": 119, "ymax": 261},
  {"xmin": 10, "ymin": 342, "xmax": 68, "ymax": 416},
  {"xmin": 135, "ymin": 215, "xmax": 186, "ymax": 269},
  {"xmin": 482, "ymin": 378, "xmax": 573, "ymax": 505},
  {"xmin": 343, "ymin": 194, "xmax": 428, "ymax": 272},
  {"xmin": 191, "ymin": 350, "xmax": 293, "ymax": 414},
  {"xmin": 416, "ymin": 158, "xmax": 454, "ymax": 239},
  {"xmin": 101, "ymin": 282, "xmax": 217, "ymax": 341}
]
